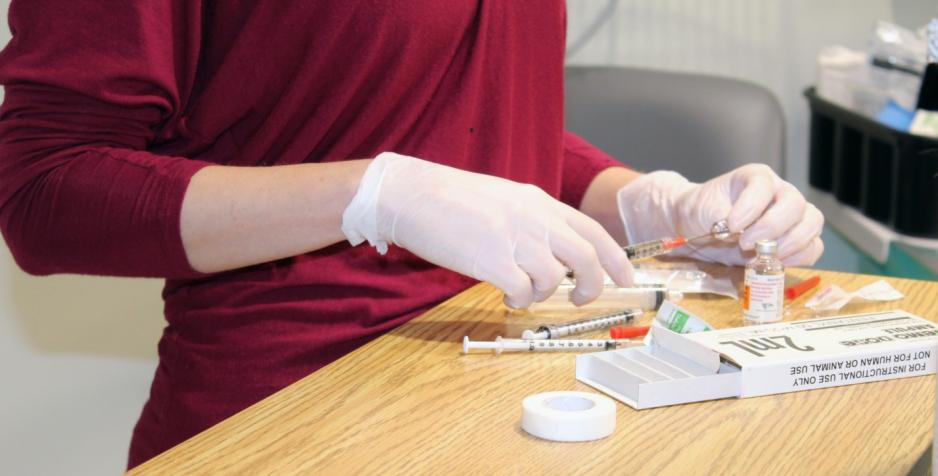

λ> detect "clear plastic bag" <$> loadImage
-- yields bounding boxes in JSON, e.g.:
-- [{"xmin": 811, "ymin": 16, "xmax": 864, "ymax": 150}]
[
  {"xmin": 633, "ymin": 264, "xmax": 738, "ymax": 300},
  {"xmin": 816, "ymin": 21, "xmax": 928, "ymax": 123},
  {"xmin": 868, "ymin": 21, "xmax": 927, "ymax": 111},
  {"xmin": 527, "ymin": 263, "xmax": 737, "ymax": 314}
]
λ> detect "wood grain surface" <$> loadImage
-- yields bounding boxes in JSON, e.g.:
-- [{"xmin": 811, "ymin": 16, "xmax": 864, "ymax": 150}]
[{"xmin": 128, "ymin": 264, "xmax": 938, "ymax": 475}]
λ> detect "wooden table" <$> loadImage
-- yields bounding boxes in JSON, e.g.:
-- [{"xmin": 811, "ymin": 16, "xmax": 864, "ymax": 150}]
[{"xmin": 129, "ymin": 266, "xmax": 938, "ymax": 475}]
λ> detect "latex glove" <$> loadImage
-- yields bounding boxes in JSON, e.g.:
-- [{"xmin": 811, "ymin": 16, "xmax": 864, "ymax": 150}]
[
  {"xmin": 342, "ymin": 152, "xmax": 634, "ymax": 308},
  {"xmin": 616, "ymin": 164, "xmax": 824, "ymax": 266}
]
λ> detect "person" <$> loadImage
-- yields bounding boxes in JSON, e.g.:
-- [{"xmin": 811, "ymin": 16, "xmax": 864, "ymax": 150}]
[{"xmin": 0, "ymin": 1, "xmax": 823, "ymax": 469}]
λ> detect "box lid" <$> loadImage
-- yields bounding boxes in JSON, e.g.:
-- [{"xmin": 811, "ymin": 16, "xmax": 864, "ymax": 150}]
[
  {"xmin": 682, "ymin": 310, "xmax": 938, "ymax": 368},
  {"xmin": 577, "ymin": 309, "xmax": 938, "ymax": 409},
  {"xmin": 576, "ymin": 327, "xmax": 741, "ymax": 409}
]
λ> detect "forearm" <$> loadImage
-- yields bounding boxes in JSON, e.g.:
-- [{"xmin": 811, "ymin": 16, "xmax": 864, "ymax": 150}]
[
  {"xmin": 180, "ymin": 160, "xmax": 371, "ymax": 273},
  {"xmin": 579, "ymin": 166, "xmax": 643, "ymax": 245}
]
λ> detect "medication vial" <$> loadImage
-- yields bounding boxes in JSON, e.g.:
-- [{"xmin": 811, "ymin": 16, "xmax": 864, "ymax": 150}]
[{"xmin": 743, "ymin": 239, "xmax": 785, "ymax": 324}]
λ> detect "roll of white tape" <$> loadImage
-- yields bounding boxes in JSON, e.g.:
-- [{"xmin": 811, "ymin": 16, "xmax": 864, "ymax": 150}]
[{"xmin": 521, "ymin": 391, "xmax": 615, "ymax": 442}]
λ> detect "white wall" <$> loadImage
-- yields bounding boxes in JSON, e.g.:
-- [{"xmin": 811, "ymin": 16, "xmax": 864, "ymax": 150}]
[
  {"xmin": 0, "ymin": 232, "xmax": 164, "ymax": 476},
  {"xmin": 0, "ymin": 236, "xmax": 163, "ymax": 476}
]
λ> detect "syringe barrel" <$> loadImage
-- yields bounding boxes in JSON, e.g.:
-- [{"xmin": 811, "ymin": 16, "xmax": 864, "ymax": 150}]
[
  {"xmin": 623, "ymin": 237, "xmax": 686, "ymax": 261},
  {"xmin": 536, "ymin": 309, "xmax": 641, "ymax": 339},
  {"xmin": 499, "ymin": 338, "xmax": 637, "ymax": 352},
  {"xmin": 532, "ymin": 284, "xmax": 674, "ymax": 312},
  {"xmin": 623, "ymin": 241, "xmax": 668, "ymax": 260},
  {"xmin": 464, "ymin": 336, "xmax": 642, "ymax": 354}
]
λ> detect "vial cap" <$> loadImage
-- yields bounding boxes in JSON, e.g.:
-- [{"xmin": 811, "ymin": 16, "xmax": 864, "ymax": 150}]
[
  {"xmin": 755, "ymin": 239, "xmax": 778, "ymax": 254},
  {"xmin": 710, "ymin": 220, "xmax": 732, "ymax": 241}
]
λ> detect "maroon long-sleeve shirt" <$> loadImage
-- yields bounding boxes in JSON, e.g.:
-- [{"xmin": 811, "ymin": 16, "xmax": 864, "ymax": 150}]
[{"xmin": 0, "ymin": 0, "xmax": 624, "ymax": 467}]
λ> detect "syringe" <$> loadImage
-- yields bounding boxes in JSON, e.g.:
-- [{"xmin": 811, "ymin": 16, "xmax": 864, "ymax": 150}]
[
  {"xmin": 624, "ymin": 236, "xmax": 689, "ymax": 261},
  {"xmin": 622, "ymin": 220, "xmax": 738, "ymax": 261},
  {"xmin": 520, "ymin": 309, "xmax": 642, "ymax": 340},
  {"xmin": 531, "ymin": 284, "xmax": 682, "ymax": 312},
  {"xmin": 462, "ymin": 336, "xmax": 641, "ymax": 355}
]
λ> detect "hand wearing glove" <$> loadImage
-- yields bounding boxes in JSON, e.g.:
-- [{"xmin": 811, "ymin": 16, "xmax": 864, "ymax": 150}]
[
  {"xmin": 342, "ymin": 152, "xmax": 634, "ymax": 309},
  {"xmin": 616, "ymin": 164, "xmax": 824, "ymax": 266}
]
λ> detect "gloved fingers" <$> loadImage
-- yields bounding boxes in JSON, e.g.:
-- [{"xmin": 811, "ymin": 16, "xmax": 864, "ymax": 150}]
[
  {"xmin": 514, "ymin": 241, "xmax": 570, "ymax": 302},
  {"xmin": 676, "ymin": 191, "xmax": 732, "ymax": 241},
  {"xmin": 473, "ymin": 246, "xmax": 536, "ymax": 309},
  {"xmin": 565, "ymin": 213, "xmax": 634, "ymax": 288},
  {"xmin": 548, "ymin": 226, "xmax": 606, "ymax": 306},
  {"xmin": 725, "ymin": 164, "xmax": 777, "ymax": 234},
  {"xmin": 617, "ymin": 171, "xmax": 695, "ymax": 244},
  {"xmin": 496, "ymin": 265, "xmax": 537, "ymax": 309},
  {"xmin": 781, "ymin": 236, "xmax": 825, "ymax": 267},
  {"xmin": 776, "ymin": 204, "xmax": 824, "ymax": 260},
  {"xmin": 738, "ymin": 182, "xmax": 806, "ymax": 250}
]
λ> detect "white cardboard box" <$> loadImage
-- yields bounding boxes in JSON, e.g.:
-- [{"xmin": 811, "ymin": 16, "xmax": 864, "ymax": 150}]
[{"xmin": 576, "ymin": 309, "xmax": 938, "ymax": 409}]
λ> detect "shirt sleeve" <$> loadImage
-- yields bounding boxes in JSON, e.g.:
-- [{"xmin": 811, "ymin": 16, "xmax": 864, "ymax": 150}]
[
  {"xmin": 0, "ymin": 0, "xmax": 213, "ymax": 277},
  {"xmin": 560, "ymin": 131, "xmax": 628, "ymax": 208}
]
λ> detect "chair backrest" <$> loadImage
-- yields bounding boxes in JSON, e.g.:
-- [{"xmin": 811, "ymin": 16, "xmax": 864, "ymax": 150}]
[{"xmin": 564, "ymin": 65, "xmax": 785, "ymax": 182}]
